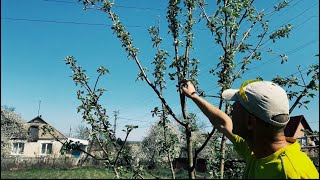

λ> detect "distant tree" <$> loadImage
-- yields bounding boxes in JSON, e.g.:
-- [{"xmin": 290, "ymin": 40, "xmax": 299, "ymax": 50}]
[
  {"xmin": 1, "ymin": 107, "xmax": 28, "ymax": 157},
  {"xmin": 141, "ymin": 120, "xmax": 181, "ymax": 171},
  {"xmin": 73, "ymin": 124, "xmax": 91, "ymax": 140},
  {"xmin": 2, "ymin": 105, "xmax": 15, "ymax": 112}
]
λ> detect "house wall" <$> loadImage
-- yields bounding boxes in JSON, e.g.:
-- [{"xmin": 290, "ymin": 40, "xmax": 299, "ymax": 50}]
[
  {"xmin": 293, "ymin": 123, "xmax": 317, "ymax": 147},
  {"xmin": 12, "ymin": 140, "xmax": 64, "ymax": 157},
  {"xmin": 293, "ymin": 123, "xmax": 305, "ymax": 138}
]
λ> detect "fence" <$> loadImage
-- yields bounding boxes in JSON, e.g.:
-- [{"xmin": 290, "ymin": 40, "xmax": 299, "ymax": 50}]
[{"xmin": 1, "ymin": 156, "xmax": 78, "ymax": 170}]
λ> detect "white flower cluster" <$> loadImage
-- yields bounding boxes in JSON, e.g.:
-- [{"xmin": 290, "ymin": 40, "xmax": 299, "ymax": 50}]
[{"xmin": 1, "ymin": 107, "xmax": 28, "ymax": 157}]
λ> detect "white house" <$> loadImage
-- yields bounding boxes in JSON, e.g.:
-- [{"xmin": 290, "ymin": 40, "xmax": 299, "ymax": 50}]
[{"xmin": 10, "ymin": 116, "xmax": 88, "ymax": 158}]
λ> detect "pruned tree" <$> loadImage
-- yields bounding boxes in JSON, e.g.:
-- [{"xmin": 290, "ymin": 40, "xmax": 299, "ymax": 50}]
[
  {"xmin": 72, "ymin": 0, "xmax": 317, "ymax": 179},
  {"xmin": 194, "ymin": 0, "xmax": 293, "ymax": 178}
]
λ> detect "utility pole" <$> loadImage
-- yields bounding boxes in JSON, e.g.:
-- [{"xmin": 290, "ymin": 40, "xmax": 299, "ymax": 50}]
[
  {"xmin": 69, "ymin": 125, "xmax": 72, "ymax": 138},
  {"xmin": 113, "ymin": 110, "xmax": 119, "ymax": 136}
]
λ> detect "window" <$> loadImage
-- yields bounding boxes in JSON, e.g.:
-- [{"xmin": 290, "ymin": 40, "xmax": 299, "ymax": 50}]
[
  {"xmin": 12, "ymin": 142, "xmax": 25, "ymax": 155},
  {"xmin": 41, "ymin": 143, "xmax": 52, "ymax": 155},
  {"xmin": 29, "ymin": 126, "xmax": 39, "ymax": 142}
]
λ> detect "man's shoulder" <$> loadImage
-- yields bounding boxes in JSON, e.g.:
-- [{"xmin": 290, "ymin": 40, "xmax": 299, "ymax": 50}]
[{"xmin": 281, "ymin": 144, "xmax": 319, "ymax": 179}]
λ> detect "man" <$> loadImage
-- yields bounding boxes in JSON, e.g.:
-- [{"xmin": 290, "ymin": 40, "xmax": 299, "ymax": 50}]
[{"xmin": 180, "ymin": 79, "xmax": 319, "ymax": 179}]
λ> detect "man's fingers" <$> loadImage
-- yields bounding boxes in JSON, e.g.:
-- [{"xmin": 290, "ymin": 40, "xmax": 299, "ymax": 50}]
[
  {"xmin": 179, "ymin": 79, "xmax": 191, "ymax": 88},
  {"xmin": 181, "ymin": 86, "xmax": 187, "ymax": 92},
  {"xmin": 180, "ymin": 79, "xmax": 189, "ymax": 84}
]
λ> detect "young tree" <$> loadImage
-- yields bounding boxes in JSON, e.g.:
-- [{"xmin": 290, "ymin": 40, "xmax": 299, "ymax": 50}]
[
  {"xmin": 74, "ymin": 0, "xmax": 317, "ymax": 178},
  {"xmin": 44, "ymin": 57, "xmax": 142, "ymax": 178}
]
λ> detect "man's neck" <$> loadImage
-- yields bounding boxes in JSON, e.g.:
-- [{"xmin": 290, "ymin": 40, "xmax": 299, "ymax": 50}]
[{"xmin": 248, "ymin": 133, "xmax": 290, "ymax": 159}]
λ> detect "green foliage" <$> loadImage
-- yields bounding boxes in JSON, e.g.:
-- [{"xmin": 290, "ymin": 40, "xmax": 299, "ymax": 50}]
[
  {"xmin": 73, "ymin": 0, "xmax": 316, "ymax": 179},
  {"xmin": 272, "ymin": 60, "xmax": 319, "ymax": 113},
  {"xmin": 198, "ymin": 0, "xmax": 292, "ymax": 90},
  {"xmin": 269, "ymin": 24, "xmax": 293, "ymax": 43},
  {"xmin": 63, "ymin": 56, "xmax": 141, "ymax": 178},
  {"xmin": 273, "ymin": 0, "xmax": 289, "ymax": 11},
  {"xmin": 205, "ymin": 132, "xmax": 245, "ymax": 179},
  {"xmin": 148, "ymin": 26, "xmax": 169, "ymax": 89}
]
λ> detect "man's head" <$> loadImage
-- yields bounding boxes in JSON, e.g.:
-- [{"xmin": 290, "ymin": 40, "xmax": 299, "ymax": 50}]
[{"xmin": 222, "ymin": 80, "xmax": 290, "ymax": 137}]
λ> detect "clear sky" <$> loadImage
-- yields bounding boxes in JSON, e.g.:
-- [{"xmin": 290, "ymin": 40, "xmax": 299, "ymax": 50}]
[{"xmin": 2, "ymin": 0, "xmax": 319, "ymax": 141}]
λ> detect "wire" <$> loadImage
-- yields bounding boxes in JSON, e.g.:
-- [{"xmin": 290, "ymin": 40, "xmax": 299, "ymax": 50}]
[
  {"xmin": 244, "ymin": 39, "xmax": 318, "ymax": 75},
  {"xmin": 1, "ymin": 17, "xmax": 149, "ymax": 28},
  {"xmin": 308, "ymin": 121, "xmax": 319, "ymax": 124},
  {"xmin": 39, "ymin": 0, "xmax": 163, "ymax": 11},
  {"xmin": 118, "ymin": 116, "xmax": 151, "ymax": 123}
]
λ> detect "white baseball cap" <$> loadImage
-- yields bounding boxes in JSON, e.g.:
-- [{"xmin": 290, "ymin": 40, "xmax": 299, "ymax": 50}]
[{"xmin": 222, "ymin": 80, "xmax": 290, "ymax": 127}]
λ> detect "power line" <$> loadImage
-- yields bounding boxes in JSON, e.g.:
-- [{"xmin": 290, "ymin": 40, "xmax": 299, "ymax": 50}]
[
  {"xmin": 118, "ymin": 116, "xmax": 151, "ymax": 123},
  {"xmin": 39, "ymin": 0, "xmax": 163, "ymax": 11},
  {"xmin": 1, "ymin": 17, "xmax": 149, "ymax": 28},
  {"xmin": 276, "ymin": 0, "xmax": 303, "ymax": 17},
  {"xmin": 118, "ymin": 41, "xmax": 317, "ymax": 121},
  {"xmin": 245, "ymin": 39, "xmax": 318, "ymax": 75},
  {"xmin": 249, "ymin": 5, "xmax": 318, "ymax": 48},
  {"xmin": 236, "ymin": 0, "xmax": 297, "ymax": 35},
  {"xmin": 283, "ymin": 2, "xmax": 319, "ymax": 25},
  {"xmin": 4, "ymin": 2, "xmax": 316, "ymax": 123},
  {"xmin": 308, "ymin": 121, "xmax": 319, "ymax": 124}
]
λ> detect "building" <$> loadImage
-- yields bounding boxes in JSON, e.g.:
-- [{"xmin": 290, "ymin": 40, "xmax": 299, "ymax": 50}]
[
  {"xmin": 284, "ymin": 115, "xmax": 318, "ymax": 147},
  {"xmin": 10, "ymin": 115, "xmax": 88, "ymax": 158}
]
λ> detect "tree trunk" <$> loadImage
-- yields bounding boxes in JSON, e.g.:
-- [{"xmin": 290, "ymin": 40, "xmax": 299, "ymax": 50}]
[
  {"xmin": 168, "ymin": 154, "xmax": 176, "ymax": 179},
  {"xmin": 219, "ymin": 135, "xmax": 227, "ymax": 179},
  {"xmin": 186, "ymin": 125, "xmax": 196, "ymax": 179},
  {"xmin": 219, "ymin": 102, "xmax": 230, "ymax": 178},
  {"xmin": 79, "ymin": 138, "xmax": 94, "ymax": 166},
  {"xmin": 161, "ymin": 86, "xmax": 176, "ymax": 179}
]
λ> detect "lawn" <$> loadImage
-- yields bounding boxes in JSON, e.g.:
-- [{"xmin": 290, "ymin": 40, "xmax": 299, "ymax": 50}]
[
  {"xmin": 1, "ymin": 166, "xmax": 115, "ymax": 179},
  {"xmin": 1, "ymin": 166, "xmax": 209, "ymax": 179}
]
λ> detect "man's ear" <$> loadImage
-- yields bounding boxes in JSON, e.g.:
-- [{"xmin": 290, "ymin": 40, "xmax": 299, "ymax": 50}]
[{"xmin": 247, "ymin": 115, "xmax": 256, "ymax": 130}]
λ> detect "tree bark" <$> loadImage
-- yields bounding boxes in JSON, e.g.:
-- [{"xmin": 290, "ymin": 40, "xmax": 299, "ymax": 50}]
[
  {"xmin": 186, "ymin": 125, "xmax": 196, "ymax": 179},
  {"xmin": 219, "ymin": 135, "xmax": 227, "ymax": 179}
]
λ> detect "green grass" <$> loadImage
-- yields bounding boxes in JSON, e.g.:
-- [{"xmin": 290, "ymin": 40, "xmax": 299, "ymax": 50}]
[
  {"xmin": 1, "ymin": 167, "xmax": 114, "ymax": 179},
  {"xmin": 1, "ymin": 166, "xmax": 210, "ymax": 179}
]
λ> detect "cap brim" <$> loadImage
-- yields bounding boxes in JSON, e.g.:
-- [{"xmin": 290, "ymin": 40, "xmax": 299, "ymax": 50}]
[{"xmin": 222, "ymin": 89, "xmax": 239, "ymax": 101}]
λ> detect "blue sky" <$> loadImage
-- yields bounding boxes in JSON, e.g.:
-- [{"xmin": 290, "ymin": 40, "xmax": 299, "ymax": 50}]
[{"xmin": 2, "ymin": 0, "xmax": 319, "ymax": 141}]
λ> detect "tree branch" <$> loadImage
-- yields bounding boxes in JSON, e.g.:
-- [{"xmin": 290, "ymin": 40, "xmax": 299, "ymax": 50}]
[
  {"xmin": 196, "ymin": 2, "xmax": 225, "ymax": 51},
  {"xmin": 104, "ymin": 6, "xmax": 185, "ymax": 126},
  {"xmin": 289, "ymin": 79, "xmax": 315, "ymax": 114},
  {"xmin": 232, "ymin": 28, "xmax": 268, "ymax": 83}
]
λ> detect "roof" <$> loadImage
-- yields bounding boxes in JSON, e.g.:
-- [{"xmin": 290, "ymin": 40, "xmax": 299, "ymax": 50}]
[
  {"xmin": 28, "ymin": 115, "xmax": 48, "ymax": 124},
  {"xmin": 284, "ymin": 115, "xmax": 313, "ymax": 137},
  {"xmin": 26, "ymin": 116, "xmax": 66, "ymax": 140}
]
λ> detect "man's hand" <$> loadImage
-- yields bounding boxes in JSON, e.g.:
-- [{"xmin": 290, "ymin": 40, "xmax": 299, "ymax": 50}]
[{"xmin": 179, "ymin": 79, "xmax": 197, "ymax": 98}]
